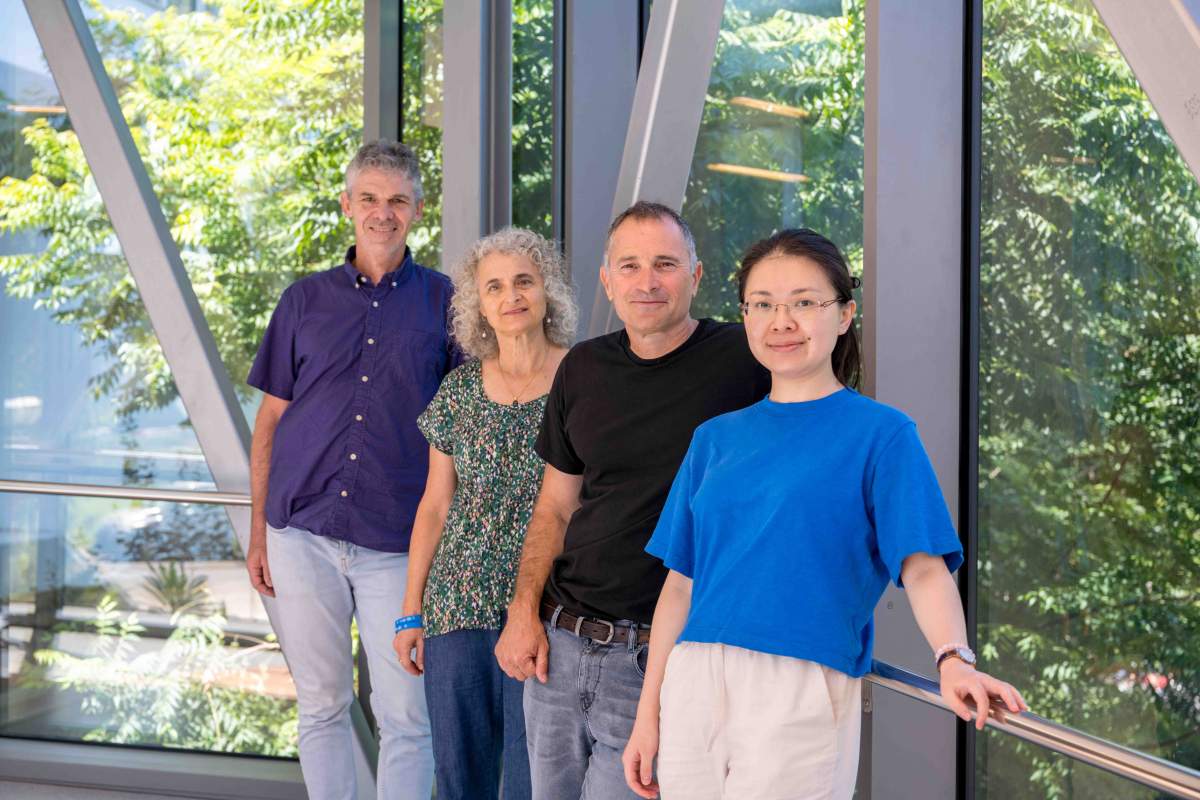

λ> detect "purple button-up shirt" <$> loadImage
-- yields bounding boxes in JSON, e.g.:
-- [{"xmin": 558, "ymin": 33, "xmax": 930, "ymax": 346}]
[{"xmin": 248, "ymin": 247, "xmax": 460, "ymax": 552}]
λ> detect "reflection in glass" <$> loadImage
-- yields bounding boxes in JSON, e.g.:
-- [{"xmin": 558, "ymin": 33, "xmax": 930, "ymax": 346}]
[
  {"xmin": 684, "ymin": 0, "xmax": 864, "ymax": 321},
  {"xmin": 403, "ymin": 0, "xmax": 445, "ymax": 268},
  {"xmin": 2, "ymin": 2, "xmax": 365, "ymax": 435},
  {"xmin": 0, "ymin": 3, "xmax": 210, "ymax": 489},
  {"xmin": 512, "ymin": 0, "xmax": 554, "ymax": 239},
  {"xmin": 0, "ymin": 493, "xmax": 297, "ymax": 756},
  {"xmin": 981, "ymin": 736, "xmax": 1157, "ymax": 800},
  {"xmin": 978, "ymin": 0, "xmax": 1200, "ymax": 795}
]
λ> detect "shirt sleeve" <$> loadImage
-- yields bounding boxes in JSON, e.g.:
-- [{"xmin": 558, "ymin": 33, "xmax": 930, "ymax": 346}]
[
  {"xmin": 870, "ymin": 422, "xmax": 964, "ymax": 587},
  {"xmin": 534, "ymin": 354, "xmax": 584, "ymax": 475},
  {"xmin": 247, "ymin": 288, "xmax": 298, "ymax": 400},
  {"xmin": 644, "ymin": 434, "xmax": 702, "ymax": 578},
  {"xmin": 417, "ymin": 368, "xmax": 459, "ymax": 455}
]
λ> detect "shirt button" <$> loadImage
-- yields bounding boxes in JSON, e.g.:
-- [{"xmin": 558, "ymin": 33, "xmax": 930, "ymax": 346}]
[
  {"xmin": 355, "ymin": 414, "xmax": 363, "ymax": 422},
  {"xmin": 349, "ymin": 453, "xmax": 357, "ymax": 461},
  {"xmin": 367, "ymin": 338, "xmax": 375, "ymax": 345},
  {"xmin": 372, "ymin": 301, "xmax": 379, "ymax": 307},
  {"xmin": 340, "ymin": 490, "xmax": 348, "ymax": 497},
  {"xmin": 391, "ymin": 281, "xmax": 397, "ymax": 287},
  {"xmin": 361, "ymin": 375, "xmax": 369, "ymax": 382}
]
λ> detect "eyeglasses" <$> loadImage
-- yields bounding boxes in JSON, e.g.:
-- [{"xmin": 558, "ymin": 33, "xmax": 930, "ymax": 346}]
[{"xmin": 740, "ymin": 298, "xmax": 841, "ymax": 318}]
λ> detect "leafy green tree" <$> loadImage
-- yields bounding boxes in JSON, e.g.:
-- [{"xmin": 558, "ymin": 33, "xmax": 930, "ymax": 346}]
[
  {"xmin": 977, "ymin": 1, "xmax": 1200, "ymax": 796},
  {"xmin": 686, "ymin": 2, "xmax": 865, "ymax": 321},
  {"xmin": 0, "ymin": 0, "xmax": 364, "ymax": 416},
  {"xmin": 33, "ymin": 596, "xmax": 298, "ymax": 756},
  {"xmin": 512, "ymin": 0, "xmax": 554, "ymax": 239}
]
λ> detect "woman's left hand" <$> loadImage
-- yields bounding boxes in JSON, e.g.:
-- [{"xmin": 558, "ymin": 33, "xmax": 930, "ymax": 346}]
[{"xmin": 939, "ymin": 659, "xmax": 1028, "ymax": 730}]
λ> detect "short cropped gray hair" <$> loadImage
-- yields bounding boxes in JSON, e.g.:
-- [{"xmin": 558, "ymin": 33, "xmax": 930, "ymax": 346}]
[
  {"xmin": 451, "ymin": 227, "xmax": 578, "ymax": 360},
  {"xmin": 602, "ymin": 200, "xmax": 698, "ymax": 272},
  {"xmin": 345, "ymin": 139, "xmax": 424, "ymax": 201}
]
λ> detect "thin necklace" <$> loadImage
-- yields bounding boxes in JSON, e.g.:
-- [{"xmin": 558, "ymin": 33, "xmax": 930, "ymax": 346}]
[{"xmin": 497, "ymin": 351, "xmax": 547, "ymax": 406}]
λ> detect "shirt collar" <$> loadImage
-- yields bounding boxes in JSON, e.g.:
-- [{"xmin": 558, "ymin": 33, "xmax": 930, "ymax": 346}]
[{"xmin": 341, "ymin": 246, "xmax": 414, "ymax": 288}]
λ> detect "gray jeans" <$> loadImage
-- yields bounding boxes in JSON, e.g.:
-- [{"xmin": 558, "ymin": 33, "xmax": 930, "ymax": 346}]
[{"xmin": 524, "ymin": 616, "xmax": 649, "ymax": 800}]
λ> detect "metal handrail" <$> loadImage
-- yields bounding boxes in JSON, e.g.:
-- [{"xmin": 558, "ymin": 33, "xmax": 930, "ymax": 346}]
[
  {"xmin": 0, "ymin": 478, "xmax": 250, "ymax": 506},
  {"xmin": 869, "ymin": 660, "xmax": 1200, "ymax": 799},
  {"xmin": 2, "ymin": 479, "xmax": 1198, "ymax": 796}
]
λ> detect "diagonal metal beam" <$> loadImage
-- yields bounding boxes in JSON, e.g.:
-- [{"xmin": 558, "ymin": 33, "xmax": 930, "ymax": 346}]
[
  {"xmin": 1091, "ymin": 0, "xmax": 1200, "ymax": 187},
  {"xmin": 25, "ymin": 0, "xmax": 252, "ymax": 497},
  {"xmin": 587, "ymin": 0, "xmax": 725, "ymax": 336},
  {"xmin": 24, "ymin": 1, "xmax": 378, "ymax": 794}
]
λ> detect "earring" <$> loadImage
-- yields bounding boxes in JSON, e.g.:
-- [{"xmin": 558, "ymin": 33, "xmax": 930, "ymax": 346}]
[
  {"xmin": 545, "ymin": 315, "xmax": 552, "ymax": 324},
  {"xmin": 481, "ymin": 329, "xmax": 487, "ymax": 338}
]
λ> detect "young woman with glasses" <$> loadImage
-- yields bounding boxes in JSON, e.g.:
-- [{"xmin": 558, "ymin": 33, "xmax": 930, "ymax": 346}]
[{"xmin": 622, "ymin": 228, "xmax": 1026, "ymax": 799}]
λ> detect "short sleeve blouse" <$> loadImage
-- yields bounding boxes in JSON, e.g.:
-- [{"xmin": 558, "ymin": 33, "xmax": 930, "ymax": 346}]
[{"xmin": 416, "ymin": 360, "xmax": 547, "ymax": 637}]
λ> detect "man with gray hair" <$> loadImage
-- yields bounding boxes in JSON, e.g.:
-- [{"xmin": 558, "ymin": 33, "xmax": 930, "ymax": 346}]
[
  {"xmin": 495, "ymin": 201, "xmax": 770, "ymax": 798},
  {"xmin": 245, "ymin": 140, "xmax": 456, "ymax": 799}
]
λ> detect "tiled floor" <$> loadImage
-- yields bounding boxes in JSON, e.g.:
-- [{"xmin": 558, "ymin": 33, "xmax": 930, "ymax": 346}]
[{"xmin": 0, "ymin": 782, "xmax": 194, "ymax": 800}]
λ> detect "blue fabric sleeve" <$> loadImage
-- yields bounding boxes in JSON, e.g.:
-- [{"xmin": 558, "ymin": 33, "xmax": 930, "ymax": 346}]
[
  {"xmin": 645, "ymin": 435, "xmax": 701, "ymax": 578},
  {"xmin": 247, "ymin": 288, "xmax": 297, "ymax": 400},
  {"xmin": 870, "ymin": 422, "xmax": 964, "ymax": 587}
]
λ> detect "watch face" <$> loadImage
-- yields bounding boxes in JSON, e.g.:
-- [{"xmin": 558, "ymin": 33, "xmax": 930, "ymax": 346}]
[{"xmin": 956, "ymin": 647, "xmax": 977, "ymax": 665}]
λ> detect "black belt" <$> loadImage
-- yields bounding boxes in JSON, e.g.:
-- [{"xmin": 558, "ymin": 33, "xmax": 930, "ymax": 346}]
[{"xmin": 540, "ymin": 601, "xmax": 651, "ymax": 646}]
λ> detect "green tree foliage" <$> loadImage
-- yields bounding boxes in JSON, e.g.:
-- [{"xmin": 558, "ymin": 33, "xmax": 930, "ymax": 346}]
[
  {"xmin": 977, "ymin": 1, "xmax": 1200, "ymax": 796},
  {"xmin": 512, "ymin": 0, "xmax": 554, "ymax": 239},
  {"xmin": 32, "ymin": 596, "xmax": 297, "ymax": 756},
  {"xmin": 686, "ymin": 1, "xmax": 864, "ymax": 321},
  {"xmin": 0, "ymin": 0, "xmax": 364, "ymax": 416}
]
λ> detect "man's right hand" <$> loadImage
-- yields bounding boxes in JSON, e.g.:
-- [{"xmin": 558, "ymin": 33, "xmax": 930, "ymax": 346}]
[
  {"xmin": 246, "ymin": 533, "xmax": 275, "ymax": 597},
  {"xmin": 495, "ymin": 602, "xmax": 549, "ymax": 683}
]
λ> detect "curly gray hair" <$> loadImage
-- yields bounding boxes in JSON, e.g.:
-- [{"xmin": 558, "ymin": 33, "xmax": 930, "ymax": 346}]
[
  {"xmin": 345, "ymin": 139, "xmax": 424, "ymax": 201},
  {"xmin": 451, "ymin": 227, "xmax": 578, "ymax": 360}
]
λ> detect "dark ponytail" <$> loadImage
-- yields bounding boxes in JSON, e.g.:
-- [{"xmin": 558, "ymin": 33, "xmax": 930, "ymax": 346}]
[{"xmin": 735, "ymin": 228, "xmax": 863, "ymax": 390}]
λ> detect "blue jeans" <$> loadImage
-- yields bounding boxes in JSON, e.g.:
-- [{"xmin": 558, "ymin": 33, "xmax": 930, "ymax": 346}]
[
  {"xmin": 423, "ymin": 627, "xmax": 531, "ymax": 800},
  {"xmin": 523, "ymin": 616, "xmax": 649, "ymax": 800},
  {"xmin": 267, "ymin": 526, "xmax": 433, "ymax": 800}
]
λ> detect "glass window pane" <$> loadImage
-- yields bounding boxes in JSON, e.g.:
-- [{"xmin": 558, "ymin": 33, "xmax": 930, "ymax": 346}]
[
  {"xmin": 76, "ymin": 2, "xmax": 364, "ymax": 421},
  {"xmin": 1, "ymin": 3, "xmax": 212, "ymax": 490},
  {"xmin": 403, "ymin": 0, "xmax": 444, "ymax": 268},
  {"xmin": 980, "ymin": 735, "xmax": 1158, "ymax": 799},
  {"xmin": 0, "ymin": 492, "xmax": 296, "ymax": 756},
  {"xmin": 512, "ymin": 0, "xmax": 554, "ymax": 239},
  {"xmin": 977, "ymin": 0, "xmax": 1200, "ymax": 795},
  {"xmin": 685, "ymin": 0, "xmax": 865, "ymax": 321}
]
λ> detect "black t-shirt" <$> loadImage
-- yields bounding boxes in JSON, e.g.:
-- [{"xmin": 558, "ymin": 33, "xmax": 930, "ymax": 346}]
[{"xmin": 535, "ymin": 318, "xmax": 771, "ymax": 623}]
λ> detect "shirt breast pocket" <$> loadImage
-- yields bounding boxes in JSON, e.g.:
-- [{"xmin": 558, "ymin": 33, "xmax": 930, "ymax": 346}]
[{"xmin": 380, "ymin": 329, "xmax": 447, "ymax": 390}]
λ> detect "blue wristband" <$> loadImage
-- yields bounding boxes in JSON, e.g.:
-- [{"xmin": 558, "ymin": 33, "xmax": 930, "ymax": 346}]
[{"xmin": 394, "ymin": 614, "xmax": 423, "ymax": 633}]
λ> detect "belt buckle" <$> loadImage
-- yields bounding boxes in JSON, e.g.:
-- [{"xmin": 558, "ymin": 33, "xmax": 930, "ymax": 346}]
[{"xmin": 591, "ymin": 618, "xmax": 615, "ymax": 645}]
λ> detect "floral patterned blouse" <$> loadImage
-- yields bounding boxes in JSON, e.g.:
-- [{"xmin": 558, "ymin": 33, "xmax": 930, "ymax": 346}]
[{"xmin": 416, "ymin": 359, "xmax": 547, "ymax": 637}]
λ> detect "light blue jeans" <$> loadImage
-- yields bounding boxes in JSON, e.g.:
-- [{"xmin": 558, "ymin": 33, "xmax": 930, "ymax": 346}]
[
  {"xmin": 267, "ymin": 525, "xmax": 433, "ymax": 800},
  {"xmin": 523, "ymin": 617, "xmax": 648, "ymax": 800}
]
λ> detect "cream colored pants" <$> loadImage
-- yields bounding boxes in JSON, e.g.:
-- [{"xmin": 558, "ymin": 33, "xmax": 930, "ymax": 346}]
[{"xmin": 657, "ymin": 641, "xmax": 862, "ymax": 800}]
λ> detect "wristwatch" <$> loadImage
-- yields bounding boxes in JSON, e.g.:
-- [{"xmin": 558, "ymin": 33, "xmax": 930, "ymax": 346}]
[{"xmin": 936, "ymin": 645, "xmax": 977, "ymax": 670}]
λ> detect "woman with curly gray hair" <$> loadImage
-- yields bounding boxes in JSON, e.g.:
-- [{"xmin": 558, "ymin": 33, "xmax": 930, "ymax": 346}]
[{"xmin": 393, "ymin": 227, "xmax": 576, "ymax": 800}]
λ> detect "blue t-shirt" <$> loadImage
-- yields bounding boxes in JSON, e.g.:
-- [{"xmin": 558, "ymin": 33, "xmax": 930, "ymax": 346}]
[{"xmin": 645, "ymin": 388, "xmax": 963, "ymax": 677}]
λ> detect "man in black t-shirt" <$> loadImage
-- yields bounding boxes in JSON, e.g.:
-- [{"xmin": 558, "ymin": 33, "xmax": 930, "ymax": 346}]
[{"xmin": 495, "ymin": 201, "xmax": 770, "ymax": 799}]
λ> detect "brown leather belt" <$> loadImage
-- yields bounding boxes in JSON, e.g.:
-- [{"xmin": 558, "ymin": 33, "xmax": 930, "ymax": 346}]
[{"xmin": 540, "ymin": 601, "xmax": 651, "ymax": 646}]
